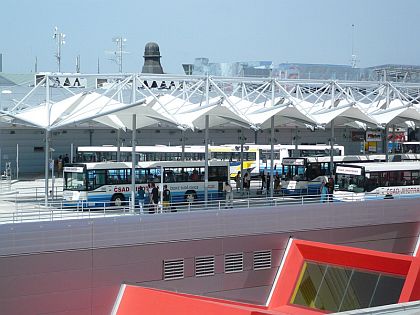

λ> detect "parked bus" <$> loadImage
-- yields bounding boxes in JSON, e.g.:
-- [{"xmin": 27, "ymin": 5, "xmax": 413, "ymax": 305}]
[
  {"xmin": 401, "ymin": 142, "xmax": 420, "ymax": 154},
  {"xmin": 75, "ymin": 143, "xmax": 344, "ymax": 180},
  {"xmin": 76, "ymin": 144, "xmax": 259, "ymax": 179},
  {"xmin": 257, "ymin": 144, "xmax": 345, "ymax": 174},
  {"xmin": 63, "ymin": 160, "xmax": 229, "ymax": 207},
  {"xmin": 279, "ymin": 151, "xmax": 420, "ymax": 195},
  {"xmin": 333, "ymin": 161, "xmax": 420, "ymax": 202}
]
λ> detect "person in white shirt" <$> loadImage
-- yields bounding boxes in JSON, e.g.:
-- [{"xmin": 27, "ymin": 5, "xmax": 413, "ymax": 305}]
[{"xmin": 224, "ymin": 181, "xmax": 233, "ymax": 208}]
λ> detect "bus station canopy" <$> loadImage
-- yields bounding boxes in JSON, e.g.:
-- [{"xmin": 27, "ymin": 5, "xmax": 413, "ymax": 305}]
[
  {"xmin": 368, "ymin": 99, "xmax": 420, "ymax": 126},
  {"xmin": 2, "ymin": 85, "xmax": 420, "ymax": 133},
  {"xmin": 173, "ymin": 97, "xmax": 251, "ymax": 130},
  {"xmin": 246, "ymin": 101, "xmax": 317, "ymax": 129},
  {"xmin": 310, "ymin": 99, "xmax": 379, "ymax": 128}
]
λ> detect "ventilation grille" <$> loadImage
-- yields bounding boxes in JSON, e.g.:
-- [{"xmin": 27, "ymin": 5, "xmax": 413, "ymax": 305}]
[
  {"xmin": 163, "ymin": 259, "xmax": 184, "ymax": 280},
  {"xmin": 225, "ymin": 253, "xmax": 243, "ymax": 273},
  {"xmin": 195, "ymin": 256, "xmax": 215, "ymax": 277},
  {"xmin": 253, "ymin": 250, "xmax": 272, "ymax": 270}
]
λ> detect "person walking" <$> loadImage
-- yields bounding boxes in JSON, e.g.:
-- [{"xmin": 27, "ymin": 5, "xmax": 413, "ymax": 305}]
[
  {"xmin": 137, "ymin": 186, "xmax": 146, "ymax": 214},
  {"xmin": 224, "ymin": 181, "xmax": 233, "ymax": 208},
  {"xmin": 320, "ymin": 179, "xmax": 328, "ymax": 203},
  {"xmin": 162, "ymin": 185, "xmax": 171, "ymax": 212},
  {"xmin": 243, "ymin": 172, "xmax": 250, "ymax": 194},
  {"xmin": 327, "ymin": 177, "xmax": 335, "ymax": 202},
  {"xmin": 235, "ymin": 171, "xmax": 241, "ymax": 192},
  {"xmin": 274, "ymin": 172, "xmax": 281, "ymax": 194},
  {"xmin": 260, "ymin": 171, "xmax": 266, "ymax": 194},
  {"xmin": 151, "ymin": 183, "xmax": 159, "ymax": 214}
]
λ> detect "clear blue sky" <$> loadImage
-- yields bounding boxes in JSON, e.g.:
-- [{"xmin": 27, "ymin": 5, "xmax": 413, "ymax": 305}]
[{"xmin": 1, "ymin": 0, "xmax": 419, "ymax": 74}]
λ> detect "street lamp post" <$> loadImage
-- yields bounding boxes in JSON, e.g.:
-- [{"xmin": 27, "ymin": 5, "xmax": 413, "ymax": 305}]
[{"xmin": 53, "ymin": 26, "xmax": 66, "ymax": 73}]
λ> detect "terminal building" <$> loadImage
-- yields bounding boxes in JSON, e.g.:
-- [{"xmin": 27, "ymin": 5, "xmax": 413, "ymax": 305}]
[
  {"xmin": 0, "ymin": 47, "xmax": 420, "ymax": 315},
  {"xmin": 183, "ymin": 57, "xmax": 420, "ymax": 82},
  {"xmin": 0, "ymin": 70, "xmax": 419, "ymax": 176}
]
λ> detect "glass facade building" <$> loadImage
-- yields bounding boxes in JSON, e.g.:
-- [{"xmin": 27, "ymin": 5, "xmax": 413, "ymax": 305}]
[{"xmin": 291, "ymin": 261, "xmax": 405, "ymax": 312}]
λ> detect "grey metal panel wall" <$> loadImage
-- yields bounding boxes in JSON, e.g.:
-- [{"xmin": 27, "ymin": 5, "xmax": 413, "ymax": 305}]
[
  {"xmin": 1, "ymin": 198, "xmax": 419, "ymax": 256},
  {"xmin": 0, "ymin": 199, "xmax": 419, "ymax": 314}
]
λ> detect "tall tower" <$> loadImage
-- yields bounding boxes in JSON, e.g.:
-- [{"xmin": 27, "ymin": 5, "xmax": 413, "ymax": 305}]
[{"xmin": 141, "ymin": 42, "xmax": 164, "ymax": 74}]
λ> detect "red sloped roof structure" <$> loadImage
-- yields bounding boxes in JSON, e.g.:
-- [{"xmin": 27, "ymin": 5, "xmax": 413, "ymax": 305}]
[{"xmin": 113, "ymin": 239, "xmax": 420, "ymax": 315}]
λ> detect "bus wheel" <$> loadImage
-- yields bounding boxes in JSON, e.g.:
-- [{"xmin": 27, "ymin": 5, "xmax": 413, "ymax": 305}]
[{"xmin": 111, "ymin": 194, "xmax": 125, "ymax": 206}]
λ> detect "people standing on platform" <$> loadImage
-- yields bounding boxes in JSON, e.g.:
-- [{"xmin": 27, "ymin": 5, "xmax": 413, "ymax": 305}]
[
  {"xmin": 327, "ymin": 177, "xmax": 335, "ymax": 202},
  {"xmin": 137, "ymin": 186, "xmax": 145, "ymax": 214},
  {"xmin": 274, "ymin": 172, "xmax": 281, "ymax": 194},
  {"xmin": 243, "ymin": 172, "xmax": 250, "ymax": 194},
  {"xmin": 162, "ymin": 185, "xmax": 171, "ymax": 212},
  {"xmin": 151, "ymin": 183, "xmax": 159, "ymax": 213},
  {"xmin": 224, "ymin": 181, "xmax": 233, "ymax": 208},
  {"xmin": 261, "ymin": 170, "xmax": 266, "ymax": 193},
  {"xmin": 235, "ymin": 171, "xmax": 241, "ymax": 192},
  {"xmin": 320, "ymin": 179, "xmax": 328, "ymax": 203}
]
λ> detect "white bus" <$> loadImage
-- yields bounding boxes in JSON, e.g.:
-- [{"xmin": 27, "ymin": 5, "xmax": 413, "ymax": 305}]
[
  {"xmin": 63, "ymin": 160, "xmax": 229, "ymax": 207},
  {"xmin": 75, "ymin": 144, "xmax": 259, "ymax": 179},
  {"xmin": 333, "ymin": 161, "xmax": 420, "ymax": 202},
  {"xmin": 257, "ymin": 144, "xmax": 345, "ymax": 175},
  {"xmin": 279, "ymin": 152, "xmax": 420, "ymax": 195},
  {"xmin": 280, "ymin": 155, "xmax": 370, "ymax": 195},
  {"xmin": 75, "ymin": 143, "xmax": 345, "ymax": 181}
]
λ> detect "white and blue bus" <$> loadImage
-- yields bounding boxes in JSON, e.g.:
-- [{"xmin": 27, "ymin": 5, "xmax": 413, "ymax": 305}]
[
  {"xmin": 75, "ymin": 145, "xmax": 258, "ymax": 179},
  {"xmin": 75, "ymin": 143, "xmax": 346, "ymax": 181},
  {"xmin": 279, "ymin": 153, "xmax": 420, "ymax": 195},
  {"xmin": 333, "ymin": 161, "xmax": 420, "ymax": 202},
  {"xmin": 63, "ymin": 160, "xmax": 229, "ymax": 207},
  {"xmin": 257, "ymin": 144, "xmax": 345, "ymax": 175},
  {"xmin": 280, "ymin": 157, "xmax": 329, "ymax": 195}
]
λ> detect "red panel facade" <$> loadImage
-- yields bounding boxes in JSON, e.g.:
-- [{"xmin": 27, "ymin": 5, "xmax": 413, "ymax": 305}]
[{"xmin": 115, "ymin": 239, "xmax": 420, "ymax": 315}]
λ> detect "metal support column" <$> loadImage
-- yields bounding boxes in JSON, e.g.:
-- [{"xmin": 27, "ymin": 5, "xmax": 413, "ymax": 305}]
[
  {"xmin": 117, "ymin": 129, "xmax": 121, "ymax": 162},
  {"xmin": 70, "ymin": 143, "xmax": 74, "ymax": 163},
  {"xmin": 240, "ymin": 129, "xmax": 244, "ymax": 194},
  {"xmin": 329, "ymin": 82, "xmax": 335, "ymax": 177},
  {"xmin": 270, "ymin": 79, "xmax": 275, "ymax": 198},
  {"xmin": 131, "ymin": 114, "xmax": 136, "ymax": 212},
  {"xmin": 16, "ymin": 143, "xmax": 19, "ymax": 180},
  {"xmin": 44, "ymin": 75, "xmax": 50, "ymax": 207},
  {"xmin": 270, "ymin": 116, "xmax": 275, "ymax": 198},
  {"xmin": 204, "ymin": 76, "xmax": 210, "ymax": 205},
  {"xmin": 204, "ymin": 115, "xmax": 209, "ymax": 204},
  {"xmin": 181, "ymin": 130, "xmax": 185, "ymax": 161},
  {"xmin": 44, "ymin": 130, "xmax": 50, "ymax": 206}
]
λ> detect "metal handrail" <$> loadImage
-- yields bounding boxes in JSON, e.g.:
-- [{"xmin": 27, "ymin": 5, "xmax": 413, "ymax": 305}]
[{"xmin": 0, "ymin": 191, "xmax": 418, "ymax": 225}]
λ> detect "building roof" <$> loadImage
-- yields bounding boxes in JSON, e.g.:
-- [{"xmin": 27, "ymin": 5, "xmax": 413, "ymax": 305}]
[{"xmin": 112, "ymin": 239, "xmax": 420, "ymax": 315}]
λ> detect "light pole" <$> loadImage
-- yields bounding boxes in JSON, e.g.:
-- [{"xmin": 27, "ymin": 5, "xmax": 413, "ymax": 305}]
[
  {"xmin": 107, "ymin": 37, "xmax": 128, "ymax": 73},
  {"xmin": 53, "ymin": 26, "xmax": 66, "ymax": 73}
]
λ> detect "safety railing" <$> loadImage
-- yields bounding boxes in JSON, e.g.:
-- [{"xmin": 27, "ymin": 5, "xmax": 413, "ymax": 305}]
[{"xmin": 2, "ymin": 190, "xmax": 415, "ymax": 225}]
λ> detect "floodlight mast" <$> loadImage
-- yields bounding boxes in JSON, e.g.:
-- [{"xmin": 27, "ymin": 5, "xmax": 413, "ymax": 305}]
[
  {"xmin": 53, "ymin": 26, "xmax": 66, "ymax": 73},
  {"xmin": 351, "ymin": 24, "xmax": 358, "ymax": 68},
  {"xmin": 111, "ymin": 36, "xmax": 128, "ymax": 73}
]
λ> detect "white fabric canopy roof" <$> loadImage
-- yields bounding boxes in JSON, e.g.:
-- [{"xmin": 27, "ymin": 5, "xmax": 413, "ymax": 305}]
[
  {"xmin": 3, "ymin": 90, "xmax": 420, "ymax": 133},
  {"xmin": 311, "ymin": 100, "xmax": 379, "ymax": 128},
  {"xmin": 93, "ymin": 96, "xmax": 180, "ymax": 130},
  {"xmin": 174, "ymin": 97, "xmax": 251, "ymax": 130},
  {"xmin": 369, "ymin": 99, "xmax": 420, "ymax": 126},
  {"xmin": 247, "ymin": 102, "xmax": 317, "ymax": 129},
  {"xmin": 6, "ymin": 92, "xmax": 136, "ymax": 130}
]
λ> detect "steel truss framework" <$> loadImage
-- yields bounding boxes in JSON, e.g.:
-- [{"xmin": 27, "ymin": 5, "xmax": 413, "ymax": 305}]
[
  {"xmin": 2, "ymin": 73, "xmax": 420, "ymax": 131},
  {"xmin": 1, "ymin": 73, "xmax": 420, "ymax": 207}
]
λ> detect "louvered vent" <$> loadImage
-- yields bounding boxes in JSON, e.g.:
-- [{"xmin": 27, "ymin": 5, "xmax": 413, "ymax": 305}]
[
  {"xmin": 225, "ymin": 253, "xmax": 243, "ymax": 273},
  {"xmin": 253, "ymin": 250, "xmax": 272, "ymax": 270},
  {"xmin": 195, "ymin": 256, "xmax": 215, "ymax": 277},
  {"xmin": 163, "ymin": 259, "xmax": 184, "ymax": 280}
]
